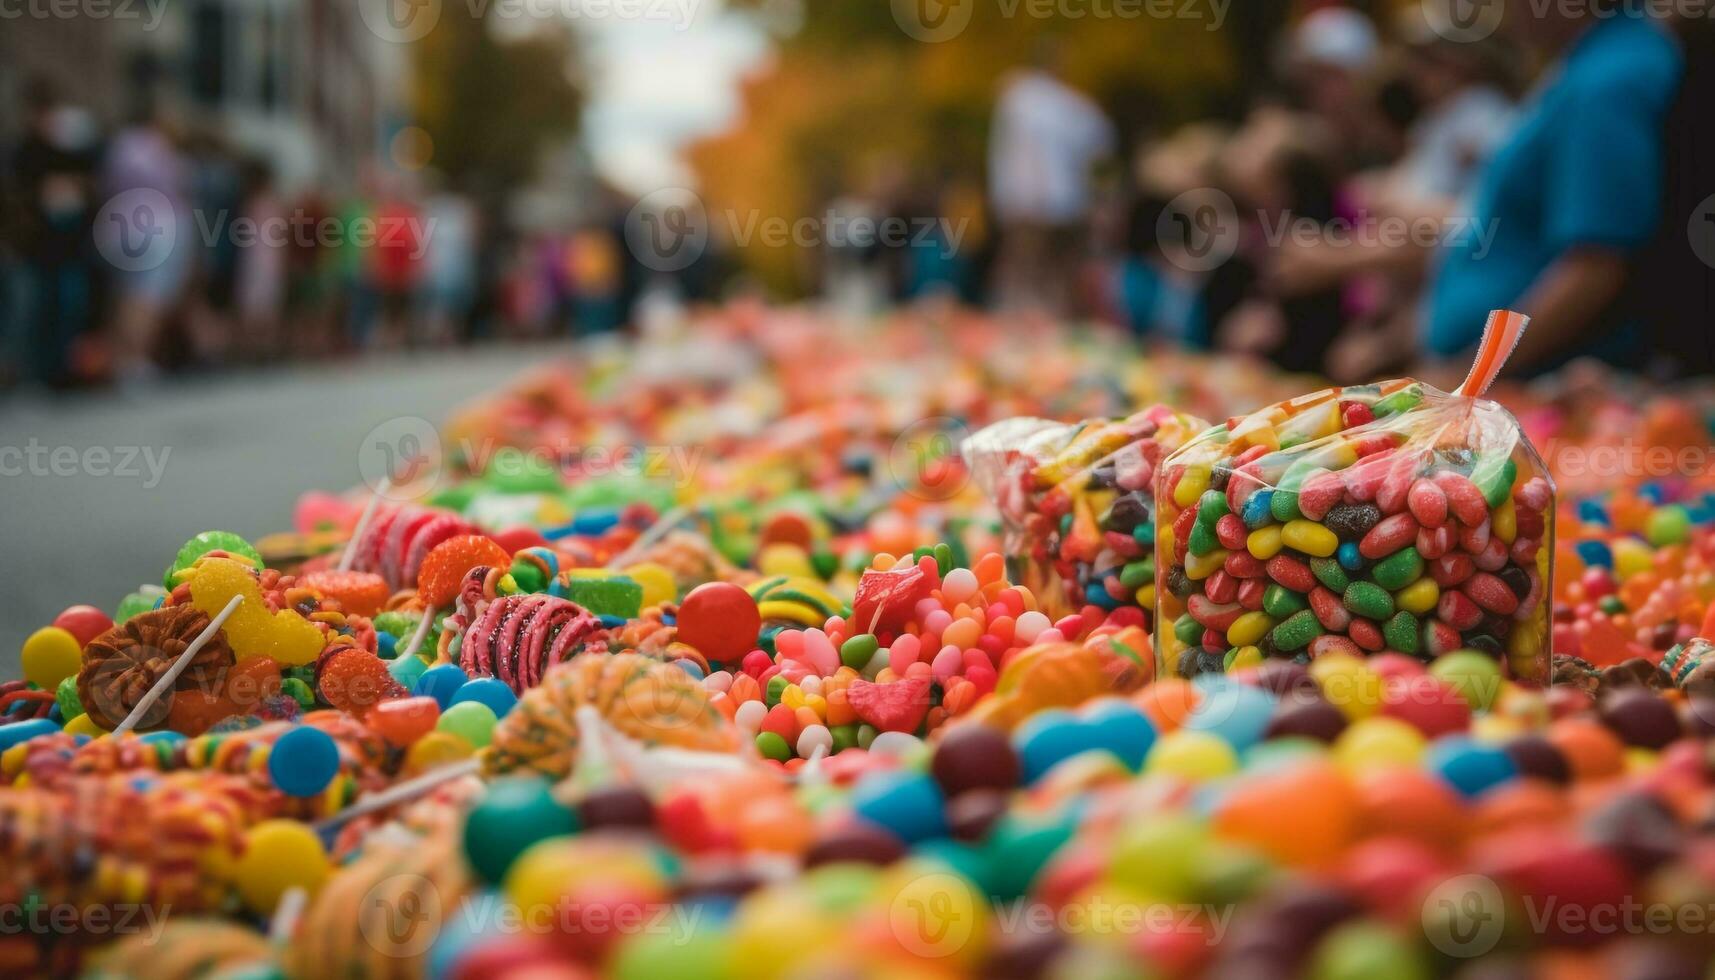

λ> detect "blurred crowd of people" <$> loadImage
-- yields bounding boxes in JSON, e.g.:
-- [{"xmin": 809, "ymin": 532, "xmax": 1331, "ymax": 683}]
[
  {"xmin": 995, "ymin": 2, "xmax": 1715, "ymax": 382},
  {"xmin": 0, "ymin": 81, "xmax": 692, "ymax": 392},
  {"xmin": 6, "ymin": 1, "xmax": 1714, "ymax": 392}
]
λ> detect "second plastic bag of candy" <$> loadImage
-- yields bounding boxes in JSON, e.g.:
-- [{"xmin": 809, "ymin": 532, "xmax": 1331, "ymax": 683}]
[
  {"xmin": 963, "ymin": 404, "xmax": 1208, "ymax": 625},
  {"xmin": 1155, "ymin": 374, "xmax": 1554, "ymax": 684}
]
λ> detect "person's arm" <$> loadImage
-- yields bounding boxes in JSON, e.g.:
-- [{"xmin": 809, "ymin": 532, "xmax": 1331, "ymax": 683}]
[{"xmin": 1500, "ymin": 247, "xmax": 1629, "ymax": 369}]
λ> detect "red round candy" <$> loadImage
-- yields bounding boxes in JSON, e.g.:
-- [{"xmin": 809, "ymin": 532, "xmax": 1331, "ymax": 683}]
[
  {"xmin": 54, "ymin": 605, "xmax": 114, "ymax": 648},
  {"xmin": 491, "ymin": 525, "xmax": 551, "ymax": 555},
  {"xmin": 418, "ymin": 535, "xmax": 513, "ymax": 607},
  {"xmin": 676, "ymin": 582, "xmax": 761, "ymax": 665}
]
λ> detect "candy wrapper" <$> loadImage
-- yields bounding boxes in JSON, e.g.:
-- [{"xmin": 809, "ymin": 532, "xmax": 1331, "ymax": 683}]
[
  {"xmin": 1155, "ymin": 311, "xmax": 1555, "ymax": 683},
  {"xmin": 964, "ymin": 405, "xmax": 1208, "ymax": 624}
]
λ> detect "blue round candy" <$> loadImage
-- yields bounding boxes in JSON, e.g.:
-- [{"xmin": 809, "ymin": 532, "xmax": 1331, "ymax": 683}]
[
  {"xmin": 1080, "ymin": 699, "xmax": 1157, "ymax": 771},
  {"xmin": 376, "ymin": 632, "xmax": 398, "ymax": 660},
  {"xmin": 1084, "ymin": 581, "xmax": 1118, "ymax": 610},
  {"xmin": 1014, "ymin": 709, "xmax": 1094, "ymax": 783},
  {"xmin": 673, "ymin": 658, "xmax": 705, "ymax": 680},
  {"xmin": 1337, "ymin": 541, "xmax": 1365, "ymax": 571},
  {"xmin": 267, "ymin": 725, "xmax": 340, "ymax": 797},
  {"xmin": 1242, "ymin": 490, "xmax": 1274, "ymax": 529},
  {"xmin": 1574, "ymin": 539, "xmax": 1613, "ymax": 569},
  {"xmin": 850, "ymin": 770, "xmax": 948, "ymax": 843},
  {"xmin": 1425, "ymin": 736, "xmax": 1517, "ymax": 798},
  {"xmin": 414, "ymin": 664, "xmax": 469, "ymax": 709},
  {"xmin": 1185, "ymin": 683, "xmax": 1275, "ymax": 752},
  {"xmin": 450, "ymin": 677, "xmax": 518, "ymax": 718},
  {"xmin": 1577, "ymin": 499, "xmax": 1611, "ymax": 526}
]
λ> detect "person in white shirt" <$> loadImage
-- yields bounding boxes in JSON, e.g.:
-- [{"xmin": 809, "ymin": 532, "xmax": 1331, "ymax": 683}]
[{"xmin": 987, "ymin": 43, "xmax": 1114, "ymax": 316}]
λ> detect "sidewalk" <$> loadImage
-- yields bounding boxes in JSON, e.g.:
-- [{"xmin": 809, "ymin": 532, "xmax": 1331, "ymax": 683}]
[{"xmin": 0, "ymin": 342, "xmax": 574, "ymax": 675}]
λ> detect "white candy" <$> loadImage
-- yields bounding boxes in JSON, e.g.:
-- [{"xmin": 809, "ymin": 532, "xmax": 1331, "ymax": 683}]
[{"xmin": 734, "ymin": 699, "xmax": 768, "ymax": 733}]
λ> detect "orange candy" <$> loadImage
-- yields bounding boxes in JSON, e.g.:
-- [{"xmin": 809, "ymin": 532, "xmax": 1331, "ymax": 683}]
[
  {"xmin": 298, "ymin": 570, "xmax": 390, "ymax": 618},
  {"xmin": 318, "ymin": 648, "xmax": 404, "ymax": 715},
  {"xmin": 1135, "ymin": 679, "xmax": 1200, "ymax": 733},
  {"xmin": 366, "ymin": 695, "xmax": 441, "ymax": 747},
  {"xmin": 1352, "ymin": 768, "xmax": 1468, "ymax": 855},
  {"xmin": 1472, "ymin": 780, "xmax": 1570, "ymax": 837},
  {"xmin": 416, "ymin": 535, "xmax": 512, "ymax": 607},
  {"xmin": 1214, "ymin": 762, "xmax": 1358, "ymax": 869},
  {"xmin": 1548, "ymin": 718, "xmax": 1626, "ymax": 782}
]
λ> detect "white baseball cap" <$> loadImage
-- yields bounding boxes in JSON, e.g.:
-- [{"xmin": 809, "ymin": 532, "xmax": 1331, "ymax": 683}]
[{"xmin": 1291, "ymin": 6, "xmax": 1381, "ymax": 72}]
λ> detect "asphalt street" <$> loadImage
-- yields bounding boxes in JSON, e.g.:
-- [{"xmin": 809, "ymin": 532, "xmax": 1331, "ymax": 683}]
[{"xmin": 0, "ymin": 342, "xmax": 572, "ymax": 677}]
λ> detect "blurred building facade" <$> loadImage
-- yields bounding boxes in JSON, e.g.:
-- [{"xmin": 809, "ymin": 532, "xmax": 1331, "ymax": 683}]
[{"xmin": 0, "ymin": 0, "xmax": 406, "ymax": 189}]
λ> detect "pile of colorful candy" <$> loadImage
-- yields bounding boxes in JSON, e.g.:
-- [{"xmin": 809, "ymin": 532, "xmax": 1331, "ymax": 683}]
[{"xmin": 10, "ymin": 306, "xmax": 1715, "ymax": 977}]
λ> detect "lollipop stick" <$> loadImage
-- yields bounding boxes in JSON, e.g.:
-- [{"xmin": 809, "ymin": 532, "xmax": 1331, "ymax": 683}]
[
  {"xmin": 270, "ymin": 886, "xmax": 307, "ymax": 944},
  {"xmin": 604, "ymin": 505, "xmax": 688, "ymax": 570},
  {"xmin": 312, "ymin": 757, "xmax": 481, "ymax": 833},
  {"xmin": 338, "ymin": 477, "xmax": 391, "ymax": 572},
  {"xmin": 398, "ymin": 606, "xmax": 439, "ymax": 661},
  {"xmin": 110, "ymin": 594, "xmax": 243, "ymax": 737}
]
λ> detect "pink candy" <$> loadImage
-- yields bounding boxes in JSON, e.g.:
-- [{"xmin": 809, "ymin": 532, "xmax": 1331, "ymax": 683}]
[{"xmin": 1407, "ymin": 479, "xmax": 1448, "ymax": 528}]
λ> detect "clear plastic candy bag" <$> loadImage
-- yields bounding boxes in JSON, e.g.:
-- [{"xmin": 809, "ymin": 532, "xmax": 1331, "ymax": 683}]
[
  {"xmin": 1155, "ymin": 312, "xmax": 1554, "ymax": 684},
  {"xmin": 964, "ymin": 404, "xmax": 1209, "ymax": 624}
]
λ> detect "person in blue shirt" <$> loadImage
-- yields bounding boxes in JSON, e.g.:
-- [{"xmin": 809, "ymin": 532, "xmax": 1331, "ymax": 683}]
[{"xmin": 1422, "ymin": 4, "xmax": 1683, "ymax": 372}]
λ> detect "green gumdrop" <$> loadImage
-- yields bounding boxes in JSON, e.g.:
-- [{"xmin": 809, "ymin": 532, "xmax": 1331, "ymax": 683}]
[
  {"xmin": 426, "ymin": 481, "xmax": 481, "ymax": 514},
  {"xmin": 484, "ymin": 447, "xmax": 564, "ymax": 494},
  {"xmin": 166, "ymin": 531, "xmax": 262, "ymax": 588},
  {"xmin": 810, "ymin": 549, "xmax": 839, "ymax": 580},
  {"xmin": 1371, "ymin": 547, "xmax": 1424, "ymax": 591},
  {"xmin": 437, "ymin": 701, "xmax": 497, "ymax": 747},
  {"xmin": 115, "ymin": 589, "xmax": 161, "ymax": 623},
  {"xmin": 1384, "ymin": 612, "xmax": 1420, "ymax": 655},
  {"xmin": 609, "ymin": 919, "xmax": 733, "ymax": 980},
  {"xmin": 1308, "ymin": 923, "xmax": 1428, "ymax": 980},
  {"xmin": 755, "ymin": 731, "xmax": 791, "ymax": 761},
  {"xmin": 1311, "ymin": 557, "xmax": 1349, "ymax": 593},
  {"xmin": 1647, "ymin": 505, "xmax": 1692, "ymax": 547},
  {"xmin": 840, "ymin": 634, "xmax": 879, "ymax": 670},
  {"xmin": 1271, "ymin": 610, "xmax": 1323, "ymax": 652},
  {"xmin": 1342, "ymin": 581, "xmax": 1395, "ymax": 621},
  {"xmin": 982, "ymin": 812, "xmax": 1076, "ymax": 902},
  {"xmin": 55, "ymin": 676, "xmax": 84, "ymax": 720},
  {"xmin": 462, "ymin": 777, "xmax": 578, "ymax": 885},
  {"xmin": 1263, "ymin": 584, "xmax": 1307, "ymax": 618}
]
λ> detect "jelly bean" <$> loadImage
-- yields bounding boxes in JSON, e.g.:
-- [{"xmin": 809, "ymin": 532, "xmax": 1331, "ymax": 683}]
[
  {"xmin": 1370, "ymin": 547, "xmax": 1423, "ymax": 590},
  {"xmin": 1359, "ymin": 513, "xmax": 1418, "ymax": 560},
  {"xmin": 1425, "ymin": 737, "xmax": 1516, "ymax": 798},
  {"xmin": 1271, "ymin": 610, "xmax": 1323, "ymax": 651},
  {"xmin": 1343, "ymin": 582, "xmax": 1395, "ymax": 621},
  {"xmin": 1247, "ymin": 526, "xmax": 1285, "ymax": 560},
  {"xmin": 1406, "ymin": 479, "xmax": 1448, "ymax": 528}
]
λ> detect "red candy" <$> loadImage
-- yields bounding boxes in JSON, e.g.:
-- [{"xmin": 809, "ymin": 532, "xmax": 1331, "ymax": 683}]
[
  {"xmin": 1434, "ymin": 471, "xmax": 1489, "ymax": 526},
  {"xmin": 1359, "ymin": 513, "xmax": 1418, "ymax": 560},
  {"xmin": 52, "ymin": 605, "xmax": 114, "ymax": 648},
  {"xmin": 367, "ymin": 695, "xmax": 441, "ymax": 746},
  {"xmin": 677, "ymin": 582, "xmax": 762, "ymax": 665},
  {"xmin": 1406, "ymin": 479, "xmax": 1448, "ymax": 528}
]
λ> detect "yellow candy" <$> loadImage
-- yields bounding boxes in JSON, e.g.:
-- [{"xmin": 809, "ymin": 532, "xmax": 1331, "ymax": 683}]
[
  {"xmin": 20, "ymin": 626, "xmax": 82, "ymax": 689},
  {"xmin": 758, "ymin": 543, "xmax": 816, "ymax": 578},
  {"xmin": 505, "ymin": 838, "xmax": 664, "ymax": 927},
  {"xmin": 1308, "ymin": 653, "xmax": 1381, "ymax": 720},
  {"xmin": 1133, "ymin": 584, "xmax": 1156, "ymax": 609},
  {"xmin": 1624, "ymin": 747, "xmax": 1659, "ymax": 773},
  {"xmin": 1172, "ymin": 465, "xmax": 1211, "ymax": 508},
  {"xmin": 405, "ymin": 730, "xmax": 472, "ymax": 773},
  {"xmin": 880, "ymin": 861, "xmax": 989, "ymax": 966},
  {"xmin": 1469, "ymin": 714, "xmax": 1523, "ymax": 743},
  {"xmin": 1395, "ymin": 578, "xmax": 1440, "ymax": 615},
  {"xmin": 1184, "ymin": 548, "xmax": 1228, "ymax": 581},
  {"xmin": 730, "ymin": 887, "xmax": 842, "ymax": 980},
  {"xmin": 1247, "ymin": 526, "xmax": 1284, "ymax": 560},
  {"xmin": 1227, "ymin": 612, "xmax": 1275, "ymax": 648},
  {"xmin": 1146, "ymin": 730, "xmax": 1239, "ymax": 780},
  {"xmin": 187, "ymin": 558, "xmax": 325, "ymax": 666},
  {"xmin": 1334, "ymin": 717, "xmax": 1424, "ymax": 771},
  {"xmin": 231, "ymin": 819, "xmax": 329, "ymax": 914},
  {"xmin": 780, "ymin": 685, "xmax": 806, "ymax": 710},
  {"xmin": 64, "ymin": 713, "xmax": 107, "ymax": 738},
  {"xmin": 1228, "ymin": 645, "xmax": 1264, "ymax": 672},
  {"xmin": 1280, "ymin": 520, "xmax": 1338, "ymax": 558},
  {"xmin": 1613, "ymin": 539, "xmax": 1653, "ymax": 580},
  {"xmin": 1493, "ymin": 498, "xmax": 1517, "ymax": 544},
  {"xmin": 623, "ymin": 563, "xmax": 678, "ymax": 608}
]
